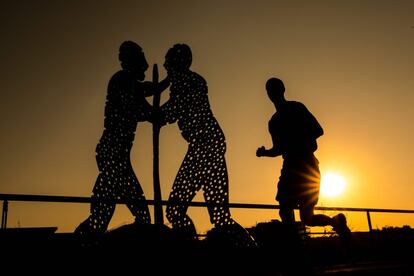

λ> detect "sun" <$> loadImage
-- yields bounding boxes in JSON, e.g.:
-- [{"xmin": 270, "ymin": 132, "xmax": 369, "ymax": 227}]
[{"xmin": 320, "ymin": 172, "xmax": 346, "ymax": 197}]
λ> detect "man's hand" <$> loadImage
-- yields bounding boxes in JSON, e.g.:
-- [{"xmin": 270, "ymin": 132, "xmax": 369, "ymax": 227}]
[{"xmin": 256, "ymin": 146, "xmax": 266, "ymax": 157}]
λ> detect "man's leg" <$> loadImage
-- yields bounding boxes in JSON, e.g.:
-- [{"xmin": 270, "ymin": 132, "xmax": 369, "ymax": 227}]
[
  {"xmin": 125, "ymin": 167, "xmax": 151, "ymax": 224},
  {"xmin": 300, "ymin": 206, "xmax": 351, "ymax": 244},
  {"xmin": 203, "ymin": 153, "xmax": 232, "ymax": 227},
  {"xmin": 166, "ymin": 148, "xmax": 200, "ymax": 236},
  {"xmin": 279, "ymin": 201, "xmax": 295, "ymax": 224},
  {"xmin": 299, "ymin": 205, "xmax": 332, "ymax": 226},
  {"xmin": 331, "ymin": 213, "xmax": 352, "ymax": 244},
  {"xmin": 75, "ymin": 174, "xmax": 116, "ymax": 235},
  {"xmin": 203, "ymin": 152, "xmax": 257, "ymax": 247}
]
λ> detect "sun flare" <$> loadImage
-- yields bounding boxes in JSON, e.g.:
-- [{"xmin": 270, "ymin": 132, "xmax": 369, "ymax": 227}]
[{"xmin": 320, "ymin": 172, "xmax": 346, "ymax": 197}]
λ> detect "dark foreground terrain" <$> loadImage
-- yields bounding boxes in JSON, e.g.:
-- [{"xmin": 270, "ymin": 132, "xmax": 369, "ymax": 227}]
[{"xmin": 0, "ymin": 221, "xmax": 413, "ymax": 275}]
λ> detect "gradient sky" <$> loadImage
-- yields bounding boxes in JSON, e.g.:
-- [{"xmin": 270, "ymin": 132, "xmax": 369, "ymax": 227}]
[{"xmin": 1, "ymin": 0, "xmax": 413, "ymax": 233}]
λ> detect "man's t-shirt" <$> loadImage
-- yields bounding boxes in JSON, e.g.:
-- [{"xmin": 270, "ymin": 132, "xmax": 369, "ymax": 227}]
[{"xmin": 269, "ymin": 101, "xmax": 323, "ymax": 157}]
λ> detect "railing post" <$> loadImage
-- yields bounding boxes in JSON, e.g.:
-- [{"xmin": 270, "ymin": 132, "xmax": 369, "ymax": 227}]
[
  {"xmin": 1, "ymin": 200, "xmax": 8, "ymax": 229},
  {"xmin": 366, "ymin": 210, "xmax": 372, "ymax": 233}
]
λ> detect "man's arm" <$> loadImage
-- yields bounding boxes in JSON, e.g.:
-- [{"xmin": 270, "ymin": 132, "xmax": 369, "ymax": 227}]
[
  {"xmin": 257, "ymin": 131, "xmax": 282, "ymax": 157},
  {"xmin": 300, "ymin": 104, "xmax": 324, "ymax": 139},
  {"xmin": 142, "ymin": 77, "xmax": 170, "ymax": 97},
  {"xmin": 159, "ymin": 92, "xmax": 180, "ymax": 125},
  {"xmin": 256, "ymin": 146, "xmax": 282, "ymax": 157}
]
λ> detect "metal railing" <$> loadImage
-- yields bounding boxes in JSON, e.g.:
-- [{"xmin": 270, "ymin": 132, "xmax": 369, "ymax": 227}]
[{"xmin": 1, "ymin": 193, "xmax": 414, "ymax": 232}]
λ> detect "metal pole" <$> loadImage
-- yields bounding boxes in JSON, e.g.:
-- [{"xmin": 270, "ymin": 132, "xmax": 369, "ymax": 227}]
[
  {"xmin": 152, "ymin": 64, "xmax": 164, "ymax": 225},
  {"xmin": 1, "ymin": 200, "xmax": 8, "ymax": 229},
  {"xmin": 366, "ymin": 211, "xmax": 372, "ymax": 232}
]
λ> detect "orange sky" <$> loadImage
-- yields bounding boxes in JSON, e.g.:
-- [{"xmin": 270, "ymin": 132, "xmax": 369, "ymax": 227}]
[{"xmin": 1, "ymin": 1, "xmax": 413, "ymax": 233}]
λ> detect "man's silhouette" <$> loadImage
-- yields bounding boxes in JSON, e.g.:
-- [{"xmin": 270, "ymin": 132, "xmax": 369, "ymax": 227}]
[
  {"xmin": 257, "ymin": 77, "xmax": 351, "ymax": 243},
  {"xmin": 75, "ymin": 41, "xmax": 167, "ymax": 235},
  {"xmin": 160, "ymin": 44, "xmax": 255, "ymax": 246}
]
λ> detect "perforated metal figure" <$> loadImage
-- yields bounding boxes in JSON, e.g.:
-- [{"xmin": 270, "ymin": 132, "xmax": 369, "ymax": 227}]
[
  {"xmin": 160, "ymin": 44, "xmax": 255, "ymax": 246},
  {"xmin": 75, "ymin": 41, "xmax": 159, "ymax": 235}
]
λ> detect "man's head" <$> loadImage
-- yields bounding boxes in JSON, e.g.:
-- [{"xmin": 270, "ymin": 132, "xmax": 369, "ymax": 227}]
[
  {"xmin": 119, "ymin": 41, "xmax": 148, "ymax": 80},
  {"xmin": 266, "ymin": 77, "xmax": 285, "ymax": 104},
  {"xmin": 164, "ymin": 44, "xmax": 192, "ymax": 74}
]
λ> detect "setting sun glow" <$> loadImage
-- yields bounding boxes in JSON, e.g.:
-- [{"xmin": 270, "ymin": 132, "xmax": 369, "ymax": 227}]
[{"xmin": 320, "ymin": 172, "xmax": 346, "ymax": 197}]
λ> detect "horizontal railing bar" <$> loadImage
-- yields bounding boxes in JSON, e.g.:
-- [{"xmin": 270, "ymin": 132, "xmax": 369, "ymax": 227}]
[
  {"xmin": 1, "ymin": 193, "xmax": 414, "ymax": 214},
  {"xmin": 0, "ymin": 194, "xmax": 90, "ymax": 203},
  {"xmin": 314, "ymin": 206, "xmax": 414, "ymax": 213}
]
